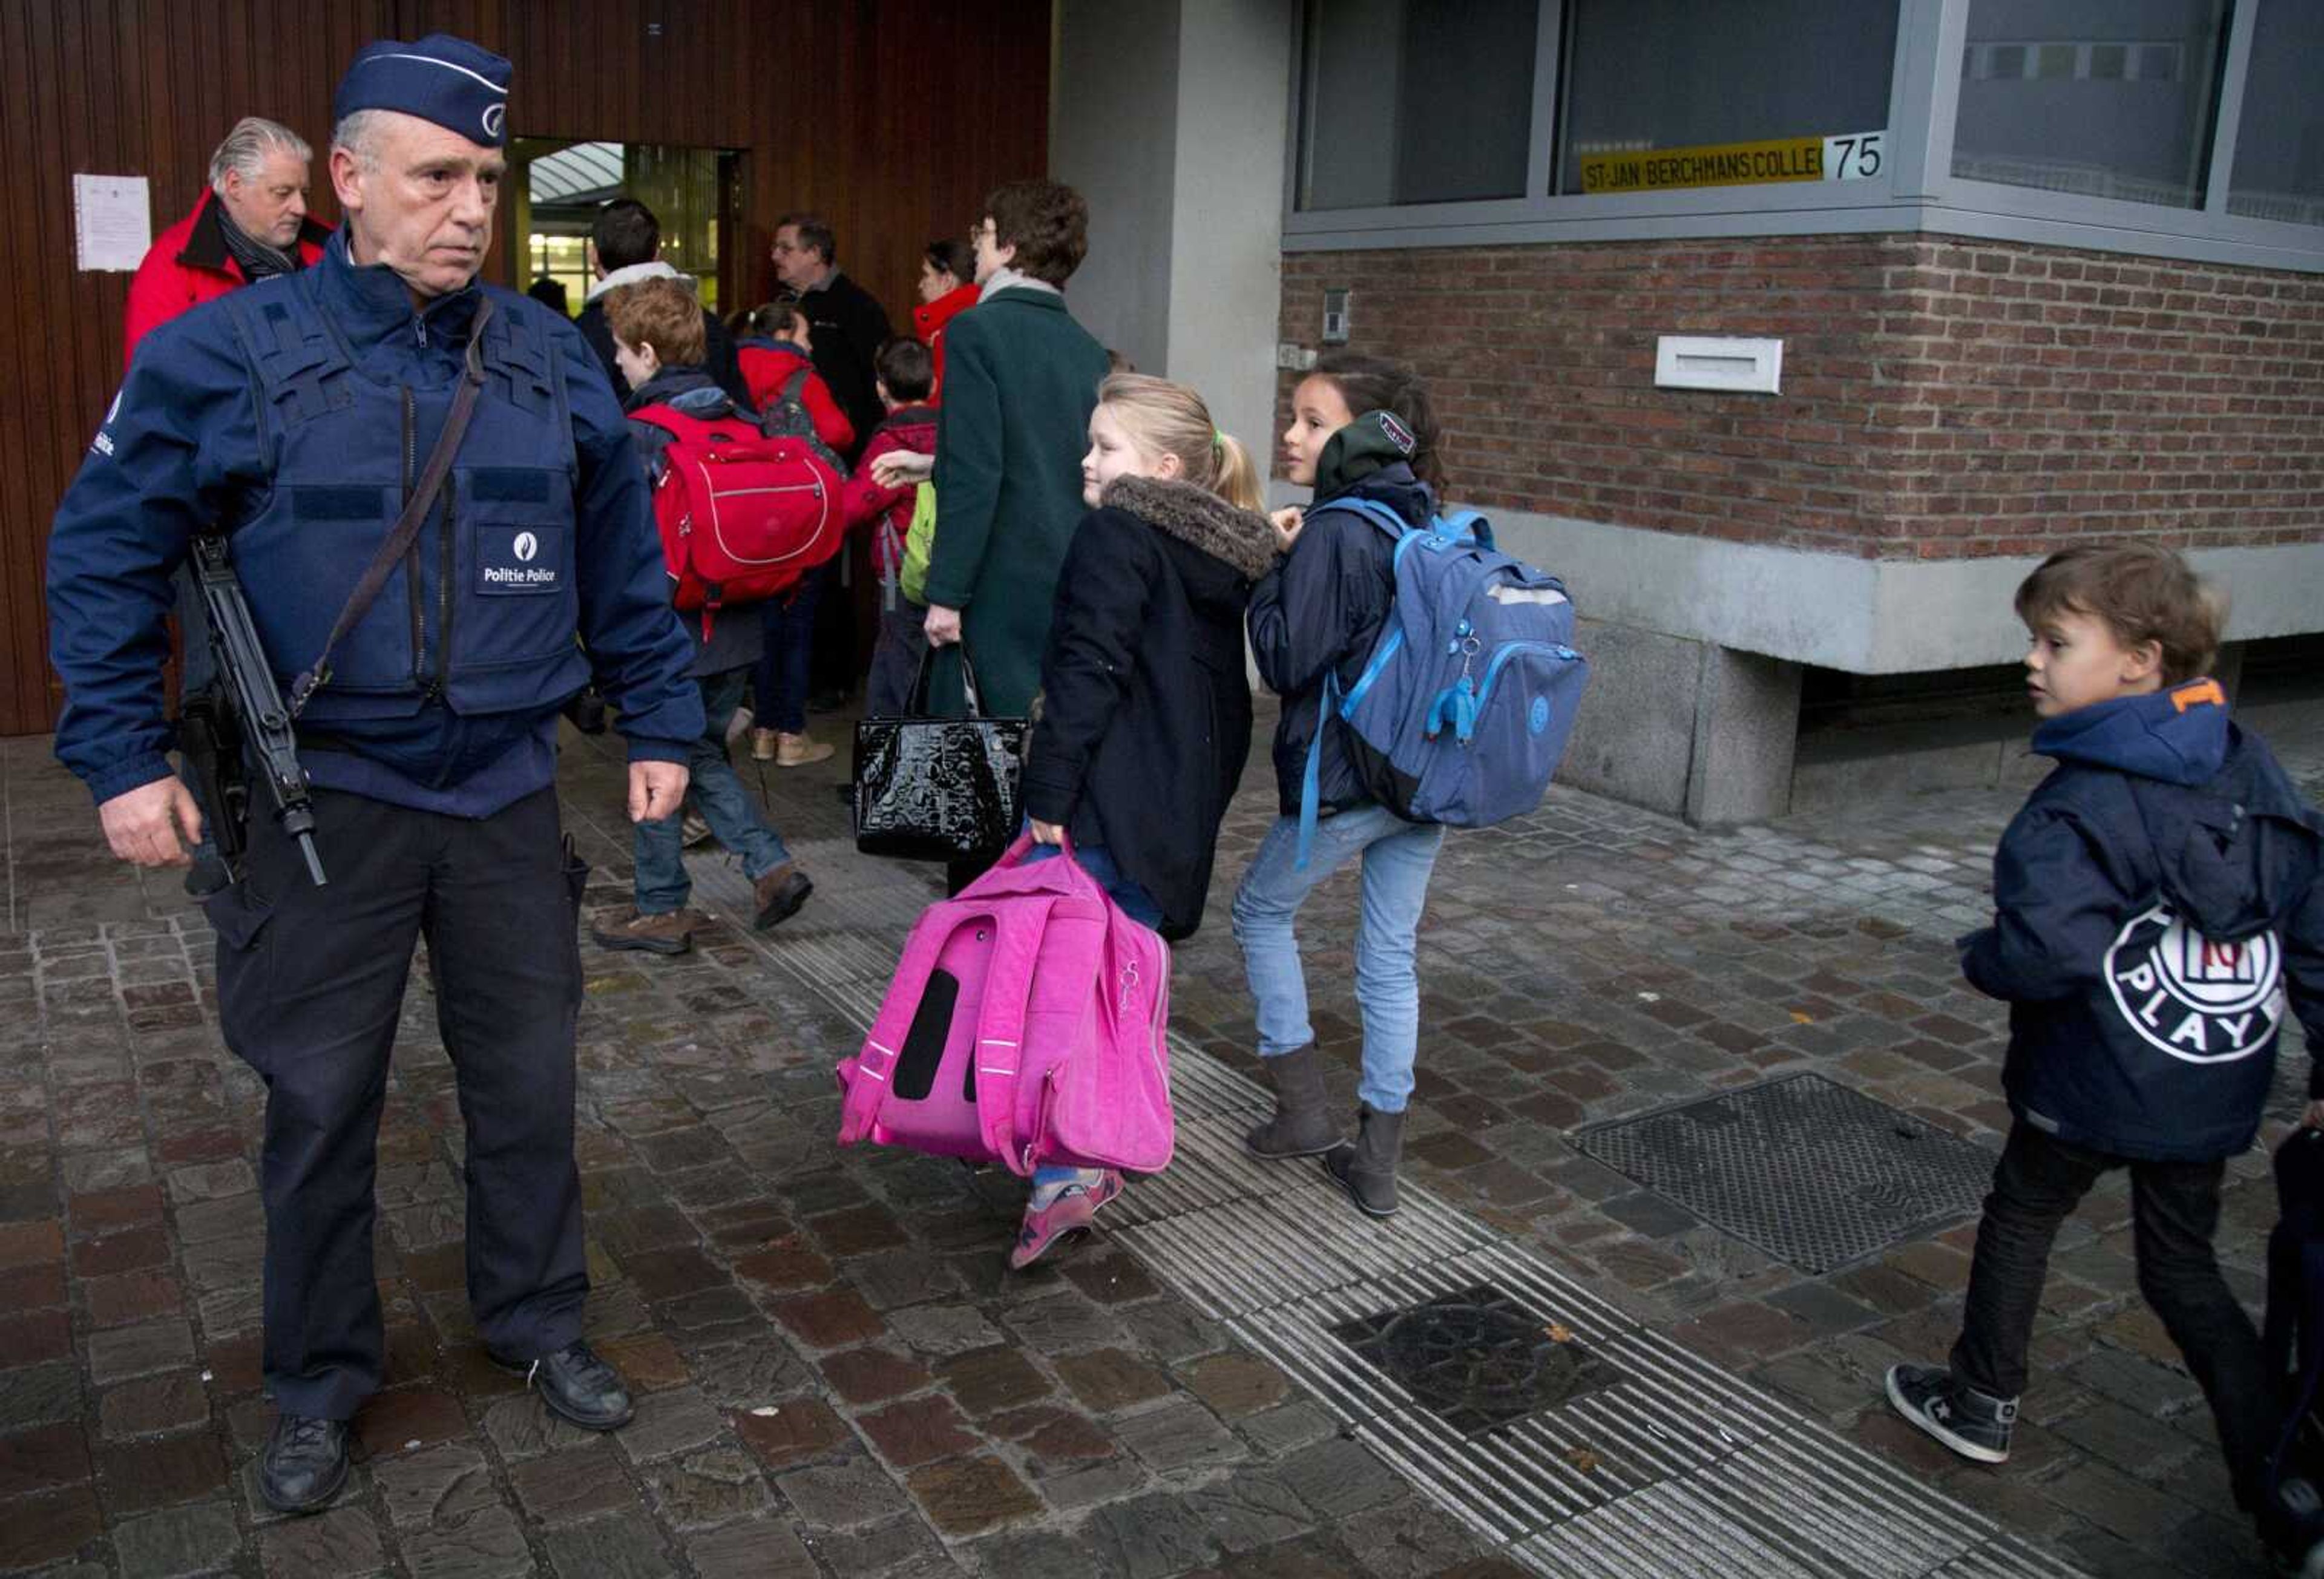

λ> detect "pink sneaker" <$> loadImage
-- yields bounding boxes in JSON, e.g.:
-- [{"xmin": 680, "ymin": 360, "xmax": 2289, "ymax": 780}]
[{"xmin": 1008, "ymin": 1171, "xmax": 1124, "ymax": 1270}]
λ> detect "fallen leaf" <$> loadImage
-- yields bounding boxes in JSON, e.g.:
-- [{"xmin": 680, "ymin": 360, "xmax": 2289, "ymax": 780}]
[
  {"xmin": 1544, "ymin": 1322, "xmax": 1575, "ymax": 1344},
  {"xmin": 1564, "ymin": 1445, "xmax": 1599, "ymax": 1472},
  {"xmin": 1788, "ymin": 1010, "xmax": 1814, "ymax": 1024}
]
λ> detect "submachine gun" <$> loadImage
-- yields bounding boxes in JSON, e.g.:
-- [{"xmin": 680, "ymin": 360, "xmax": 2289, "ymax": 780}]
[{"xmin": 178, "ymin": 533, "xmax": 327, "ymax": 887}]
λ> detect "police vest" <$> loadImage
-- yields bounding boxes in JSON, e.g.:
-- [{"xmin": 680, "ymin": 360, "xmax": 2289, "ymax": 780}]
[{"xmin": 218, "ymin": 274, "xmax": 593, "ymax": 727}]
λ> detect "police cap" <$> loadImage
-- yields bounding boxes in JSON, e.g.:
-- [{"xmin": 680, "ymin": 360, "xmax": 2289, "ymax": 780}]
[{"xmin": 334, "ymin": 33, "xmax": 512, "ymax": 148}]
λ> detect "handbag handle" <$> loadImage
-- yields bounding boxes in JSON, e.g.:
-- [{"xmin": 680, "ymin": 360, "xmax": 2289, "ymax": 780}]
[{"xmin": 904, "ymin": 640, "xmax": 990, "ymax": 719}]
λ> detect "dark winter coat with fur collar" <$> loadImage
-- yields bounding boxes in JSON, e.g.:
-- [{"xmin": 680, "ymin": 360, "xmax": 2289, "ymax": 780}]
[{"xmin": 1020, "ymin": 476, "xmax": 1281, "ymax": 939}]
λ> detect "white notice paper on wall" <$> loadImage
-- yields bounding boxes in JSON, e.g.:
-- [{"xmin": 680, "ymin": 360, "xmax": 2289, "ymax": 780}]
[{"xmin": 73, "ymin": 174, "xmax": 151, "ymax": 271}]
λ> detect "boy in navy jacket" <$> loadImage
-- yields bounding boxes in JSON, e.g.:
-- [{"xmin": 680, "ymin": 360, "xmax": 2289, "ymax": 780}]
[{"xmin": 1886, "ymin": 545, "xmax": 2324, "ymax": 1564}]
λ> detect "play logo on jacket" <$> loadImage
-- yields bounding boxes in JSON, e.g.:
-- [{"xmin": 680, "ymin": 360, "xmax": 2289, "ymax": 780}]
[{"xmin": 2106, "ymin": 903, "xmax": 2284, "ymax": 1062}]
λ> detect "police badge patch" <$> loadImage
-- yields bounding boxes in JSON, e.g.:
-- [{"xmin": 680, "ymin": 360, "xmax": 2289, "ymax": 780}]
[{"xmin": 2104, "ymin": 902, "xmax": 2285, "ymax": 1063}]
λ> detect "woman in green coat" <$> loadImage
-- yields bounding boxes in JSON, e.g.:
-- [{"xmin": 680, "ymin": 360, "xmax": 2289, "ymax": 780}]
[{"xmin": 917, "ymin": 180, "xmax": 1110, "ymax": 718}]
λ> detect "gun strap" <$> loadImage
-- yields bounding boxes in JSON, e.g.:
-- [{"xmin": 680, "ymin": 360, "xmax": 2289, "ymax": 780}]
[{"xmin": 286, "ymin": 295, "xmax": 496, "ymax": 717}]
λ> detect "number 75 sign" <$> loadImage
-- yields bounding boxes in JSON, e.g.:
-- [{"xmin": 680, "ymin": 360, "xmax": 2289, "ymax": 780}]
[{"xmin": 1823, "ymin": 131, "xmax": 1885, "ymax": 180}]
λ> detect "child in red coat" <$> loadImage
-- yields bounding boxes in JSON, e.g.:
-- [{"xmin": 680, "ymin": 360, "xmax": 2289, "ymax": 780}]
[
  {"xmin": 737, "ymin": 297, "xmax": 856, "ymax": 455},
  {"xmin": 841, "ymin": 340, "xmax": 940, "ymax": 718}
]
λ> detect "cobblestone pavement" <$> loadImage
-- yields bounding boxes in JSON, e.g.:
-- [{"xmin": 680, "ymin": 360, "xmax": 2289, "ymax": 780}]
[{"xmin": 0, "ymin": 700, "xmax": 2316, "ymax": 1578}]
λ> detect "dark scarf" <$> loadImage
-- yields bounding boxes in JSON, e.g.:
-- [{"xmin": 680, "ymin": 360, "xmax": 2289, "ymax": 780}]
[{"xmin": 215, "ymin": 201, "xmax": 302, "ymax": 281}]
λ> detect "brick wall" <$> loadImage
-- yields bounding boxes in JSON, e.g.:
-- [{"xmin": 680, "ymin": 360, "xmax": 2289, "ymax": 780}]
[{"xmin": 1276, "ymin": 236, "xmax": 2324, "ymax": 560}]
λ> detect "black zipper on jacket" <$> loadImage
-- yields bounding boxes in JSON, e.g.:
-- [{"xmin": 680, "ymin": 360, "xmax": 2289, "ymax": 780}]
[
  {"xmin": 403, "ymin": 390, "xmax": 423, "ymax": 683},
  {"xmin": 433, "ymin": 486, "xmax": 455, "ymax": 701}
]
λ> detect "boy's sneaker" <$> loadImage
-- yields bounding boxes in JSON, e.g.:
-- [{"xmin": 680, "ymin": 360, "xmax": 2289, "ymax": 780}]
[
  {"xmin": 680, "ymin": 812, "xmax": 714, "ymax": 848},
  {"xmin": 724, "ymin": 705, "xmax": 754, "ymax": 753},
  {"xmin": 590, "ymin": 907, "xmax": 701, "ymax": 956},
  {"xmin": 1885, "ymin": 1364, "xmax": 2015, "ymax": 1464},
  {"xmin": 753, "ymin": 865, "xmax": 813, "ymax": 930}
]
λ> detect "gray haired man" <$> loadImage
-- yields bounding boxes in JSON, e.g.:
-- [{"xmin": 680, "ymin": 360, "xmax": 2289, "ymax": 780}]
[{"xmin": 124, "ymin": 115, "xmax": 332, "ymax": 364}]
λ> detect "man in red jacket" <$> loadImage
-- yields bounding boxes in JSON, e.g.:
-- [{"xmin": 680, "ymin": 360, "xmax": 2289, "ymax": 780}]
[{"xmin": 123, "ymin": 117, "xmax": 331, "ymax": 366}]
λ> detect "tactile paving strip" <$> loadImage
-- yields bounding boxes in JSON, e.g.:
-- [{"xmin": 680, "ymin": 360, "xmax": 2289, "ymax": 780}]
[
  {"xmin": 557, "ymin": 767, "xmax": 2079, "ymax": 1579},
  {"xmin": 1574, "ymin": 1075, "xmax": 1998, "ymax": 1275}
]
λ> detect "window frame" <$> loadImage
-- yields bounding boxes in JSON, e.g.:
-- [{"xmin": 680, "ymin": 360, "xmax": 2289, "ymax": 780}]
[{"xmin": 1281, "ymin": 0, "xmax": 2324, "ymax": 274}]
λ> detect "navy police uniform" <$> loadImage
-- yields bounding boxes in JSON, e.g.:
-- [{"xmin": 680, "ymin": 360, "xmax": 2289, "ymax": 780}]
[{"xmin": 46, "ymin": 37, "xmax": 703, "ymax": 1421}]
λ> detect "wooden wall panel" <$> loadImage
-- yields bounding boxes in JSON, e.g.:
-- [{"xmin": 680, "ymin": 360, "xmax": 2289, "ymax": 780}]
[{"xmin": 1, "ymin": 0, "xmax": 1053, "ymax": 736}]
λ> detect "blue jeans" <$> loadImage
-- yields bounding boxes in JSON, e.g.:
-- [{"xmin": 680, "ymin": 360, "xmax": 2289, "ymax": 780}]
[
  {"xmin": 1020, "ymin": 834, "xmax": 1163, "ymax": 931},
  {"xmin": 634, "ymin": 669, "xmax": 792, "ymax": 914},
  {"xmin": 1230, "ymin": 806, "xmax": 1443, "ymax": 1113},
  {"xmin": 752, "ymin": 565, "xmax": 826, "ymax": 736}
]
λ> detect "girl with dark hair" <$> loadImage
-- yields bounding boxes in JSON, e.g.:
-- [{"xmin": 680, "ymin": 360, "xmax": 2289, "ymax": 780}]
[
  {"xmin": 911, "ymin": 237, "xmax": 980, "ymax": 398},
  {"xmin": 1233, "ymin": 352, "xmax": 1450, "ymax": 1220}
]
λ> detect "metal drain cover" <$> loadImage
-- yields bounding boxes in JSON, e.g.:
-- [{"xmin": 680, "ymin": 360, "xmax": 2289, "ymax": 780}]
[
  {"xmin": 1330, "ymin": 1282, "xmax": 1621, "ymax": 1436},
  {"xmin": 1575, "ymin": 1074, "xmax": 1997, "ymax": 1274}
]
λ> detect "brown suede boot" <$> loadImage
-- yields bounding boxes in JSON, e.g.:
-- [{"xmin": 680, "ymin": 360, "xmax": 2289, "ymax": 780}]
[
  {"xmin": 1244, "ymin": 1045, "xmax": 1341, "ymax": 1159},
  {"xmin": 1323, "ymin": 1105, "xmax": 1406, "ymax": 1218}
]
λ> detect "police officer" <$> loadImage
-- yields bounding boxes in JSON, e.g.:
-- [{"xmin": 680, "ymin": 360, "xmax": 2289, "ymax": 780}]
[{"xmin": 46, "ymin": 35, "xmax": 705, "ymax": 1514}]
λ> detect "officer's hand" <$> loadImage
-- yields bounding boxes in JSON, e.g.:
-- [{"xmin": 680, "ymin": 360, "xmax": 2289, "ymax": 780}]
[
  {"xmin": 99, "ymin": 778, "xmax": 203, "ymax": 868},
  {"xmin": 1269, "ymin": 507, "xmax": 1305, "ymax": 552},
  {"xmin": 924, "ymin": 604, "xmax": 963, "ymax": 647},
  {"xmin": 628, "ymin": 761, "xmax": 691, "ymax": 824},
  {"xmin": 1030, "ymin": 818, "xmax": 1065, "ymax": 846}
]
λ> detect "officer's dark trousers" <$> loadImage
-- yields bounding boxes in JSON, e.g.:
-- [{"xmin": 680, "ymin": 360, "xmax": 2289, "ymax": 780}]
[{"xmin": 207, "ymin": 785, "xmax": 589, "ymax": 1420}]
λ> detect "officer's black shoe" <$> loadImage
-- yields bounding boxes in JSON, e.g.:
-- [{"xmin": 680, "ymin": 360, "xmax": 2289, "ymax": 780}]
[
  {"xmin": 493, "ymin": 1339, "xmax": 634, "ymax": 1431},
  {"xmin": 258, "ymin": 1413, "xmax": 350, "ymax": 1514}
]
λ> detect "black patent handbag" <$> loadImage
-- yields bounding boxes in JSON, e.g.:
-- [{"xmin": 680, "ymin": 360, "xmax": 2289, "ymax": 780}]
[{"xmin": 852, "ymin": 645, "xmax": 1027, "ymax": 862}]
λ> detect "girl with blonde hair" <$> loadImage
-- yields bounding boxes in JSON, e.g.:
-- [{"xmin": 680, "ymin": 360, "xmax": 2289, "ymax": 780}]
[{"xmin": 1008, "ymin": 372, "xmax": 1279, "ymax": 1267}]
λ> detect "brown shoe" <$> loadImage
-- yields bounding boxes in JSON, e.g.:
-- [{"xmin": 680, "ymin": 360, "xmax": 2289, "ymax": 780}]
[
  {"xmin": 749, "ymin": 727, "xmax": 781, "ymax": 763},
  {"xmin": 775, "ymin": 732, "xmax": 835, "ymax": 768},
  {"xmin": 589, "ymin": 906, "xmax": 699, "ymax": 956},
  {"xmin": 752, "ymin": 865, "xmax": 814, "ymax": 930}
]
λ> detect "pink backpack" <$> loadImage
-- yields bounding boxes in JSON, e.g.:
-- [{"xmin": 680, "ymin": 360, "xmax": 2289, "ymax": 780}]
[{"xmin": 836, "ymin": 835, "xmax": 1174, "ymax": 1177}]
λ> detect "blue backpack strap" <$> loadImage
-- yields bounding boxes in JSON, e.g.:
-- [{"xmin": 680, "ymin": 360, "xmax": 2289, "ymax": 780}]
[
  {"xmin": 1312, "ymin": 496, "xmax": 1410, "ymax": 542},
  {"xmin": 1296, "ymin": 667, "xmax": 1341, "ymax": 872},
  {"xmin": 1436, "ymin": 508, "xmax": 1492, "ymax": 549}
]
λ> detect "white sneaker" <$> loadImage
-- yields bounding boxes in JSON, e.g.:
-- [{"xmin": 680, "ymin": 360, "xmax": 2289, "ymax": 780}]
[{"xmin": 724, "ymin": 706, "xmax": 754, "ymax": 753}]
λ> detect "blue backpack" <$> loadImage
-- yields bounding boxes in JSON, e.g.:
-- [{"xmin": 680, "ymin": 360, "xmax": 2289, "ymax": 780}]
[{"xmin": 1299, "ymin": 499, "xmax": 1590, "ymax": 864}]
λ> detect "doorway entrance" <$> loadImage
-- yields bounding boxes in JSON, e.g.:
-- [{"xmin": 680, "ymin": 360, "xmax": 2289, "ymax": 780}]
[{"xmin": 508, "ymin": 139, "xmax": 743, "ymax": 318}]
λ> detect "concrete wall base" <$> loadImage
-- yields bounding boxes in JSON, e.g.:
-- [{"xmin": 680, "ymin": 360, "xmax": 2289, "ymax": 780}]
[{"xmin": 1556, "ymin": 618, "xmax": 1801, "ymax": 826}]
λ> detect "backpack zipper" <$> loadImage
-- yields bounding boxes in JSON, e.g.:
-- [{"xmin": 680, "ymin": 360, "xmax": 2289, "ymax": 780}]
[{"xmin": 1466, "ymin": 640, "xmax": 1581, "ymax": 735}]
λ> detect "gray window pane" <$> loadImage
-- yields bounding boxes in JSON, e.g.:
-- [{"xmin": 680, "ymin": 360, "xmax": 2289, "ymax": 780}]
[
  {"xmin": 1555, "ymin": 0, "xmax": 1897, "ymax": 196},
  {"xmin": 1296, "ymin": 0, "xmax": 1538, "ymax": 211},
  {"xmin": 2227, "ymin": 0, "xmax": 2324, "ymax": 226},
  {"xmin": 1951, "ymin": 0, "xmax": 2228, "ymax": 209}
]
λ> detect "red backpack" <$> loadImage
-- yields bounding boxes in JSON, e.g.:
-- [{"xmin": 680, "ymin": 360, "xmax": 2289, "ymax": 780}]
[{"xmin": 629, "ymin": 404, "xmax": 847, "ymax": 631}]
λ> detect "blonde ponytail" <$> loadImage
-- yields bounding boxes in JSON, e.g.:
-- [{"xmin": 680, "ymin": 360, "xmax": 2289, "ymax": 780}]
[
  {"xmin": 1210, "ymin": 433, "xmax": 1264, "ymax": 513},
  {"xmin": 1097, "ymin": 372, "xmax": 1264, "ymax": 513}
]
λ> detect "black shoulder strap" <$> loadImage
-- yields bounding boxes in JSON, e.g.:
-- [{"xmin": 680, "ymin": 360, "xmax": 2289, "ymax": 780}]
[{"xmin": 285, "ymin": 295, "xmax": 496, "ymax": 717}]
